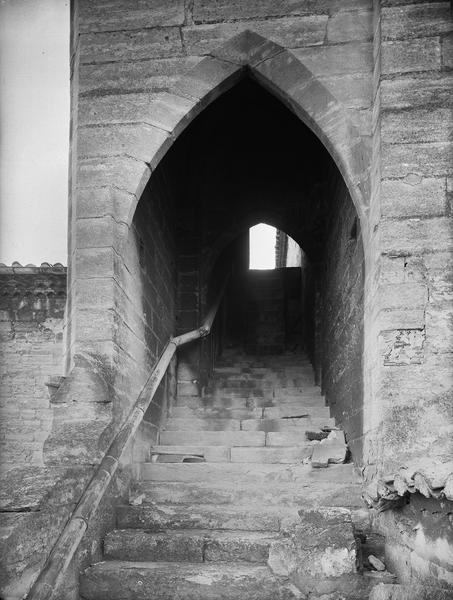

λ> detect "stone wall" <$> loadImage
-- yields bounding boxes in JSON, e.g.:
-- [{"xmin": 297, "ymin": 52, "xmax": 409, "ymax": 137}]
[
  {"xmin": 50, "ymin": 0, "xmax": 453, "ymax": 593},
  {"xmin": 0, "ymin": 264, "xmax": 66, "ymax": 471},
  {"xmin": 319, "ymin": 175, "xmax": 365, "ymax": 463},
  {"xmin": 120, "ymin": 167, "xmax": 177, "ymax": 425},
  {"xmin": 368, "ymin": 0, "xmax": 453, "ymax": 477}
]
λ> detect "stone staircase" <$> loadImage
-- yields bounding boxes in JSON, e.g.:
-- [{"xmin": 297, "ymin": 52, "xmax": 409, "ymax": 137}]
[{"xmin": 80, "ymin": 351, "xmax": 377, "ymax": 599}]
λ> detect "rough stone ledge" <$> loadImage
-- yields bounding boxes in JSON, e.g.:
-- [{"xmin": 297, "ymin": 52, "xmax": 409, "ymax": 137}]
[{"xmin": 363, "ymin": 458, "xmax": 453, "ymax": 511}]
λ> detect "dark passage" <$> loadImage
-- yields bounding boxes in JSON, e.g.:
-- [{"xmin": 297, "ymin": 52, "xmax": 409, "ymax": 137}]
[{"xmin": 133, "ymin": 78, "xmax": 365, "ymax": 463}]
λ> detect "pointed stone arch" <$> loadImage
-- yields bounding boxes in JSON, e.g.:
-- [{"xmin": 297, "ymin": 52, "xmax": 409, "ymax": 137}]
[
  {"xmin": 76, "ymin": 31, "xmax": 371, "ymax": 252},
  {"xmin": 71, "ymin": 30, "xmax": 373, "ymax": 406}
]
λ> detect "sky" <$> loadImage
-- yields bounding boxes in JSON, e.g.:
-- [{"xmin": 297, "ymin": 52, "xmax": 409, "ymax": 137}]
[{"xmin": 0, "ymin": 0, "xmax": 69, "ymax": 265}]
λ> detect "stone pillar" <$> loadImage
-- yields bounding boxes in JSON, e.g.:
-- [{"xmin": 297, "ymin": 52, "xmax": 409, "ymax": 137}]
[{"xmin": 369, "ymin": 0, "xmax": 453, "ymax": 477}]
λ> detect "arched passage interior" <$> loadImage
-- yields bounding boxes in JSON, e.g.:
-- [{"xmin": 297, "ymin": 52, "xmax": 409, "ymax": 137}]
[{"xmin": 126, "ymin": 78, "xmax": 365, "ymax": 462}]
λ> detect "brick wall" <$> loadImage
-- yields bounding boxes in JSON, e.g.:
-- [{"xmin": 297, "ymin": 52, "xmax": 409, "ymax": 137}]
[{"xmin": 0, "ymin": 265, "xmax": 66, "ymax": 471}]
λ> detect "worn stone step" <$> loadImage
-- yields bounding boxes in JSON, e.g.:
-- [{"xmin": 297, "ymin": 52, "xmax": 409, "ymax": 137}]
[
  {"xmin": 171, "ymin": 406, "xmax": 263, "ymax": 420},
  {"xmin": 151, "ymin": 445, "xmax": 230, "ymax": 462},
  {"xmin": 80, "ymin": 561, "xmax": 301, "ymax": 600},
  {"xmin": 116, "ymin": 503, "xmax": 283, "ymax": 532},
  {"xmin": 263, "ymin": 404, "xmax": 329, "ymax": 419},
  {"xmin": 273, "ymin": 387, "xmax": 321, "ymax": 397},
  {"xmin": 266, "ymin": 431, "xmax": 328, "ymax": 446},
  {"xmin": 164, "ymin": 418, "xmax": 241, "ymax": 431},
  {"xmin": 159, "ymin": 430, "xmax": 265, "ymax": 447},
  {"xmin": 140, "ymin": 462, "xmax": 357, "ymax": 485},
  {"xmin": 136, "ymin": 480, "xmax": 363, "ymax": 508},
  {"xmin": 176, "ymin": 396, "xmax": 258, "ymax": 410},
  {"xmin": 210, "ymin": 389, "xmax": 272, "ymax": 399},
  {"xmin": 230, "ymin": 445, "xmax": 313, "ymax": 463},
  {"xmin": 151, "ymin": 445, "xmax": 314, "ymax": 464},
  {"xmin": 177, "ymin": 395, "xmax": 323, "ymax": 410},
  {"xmin": 211, "ymin": 378, "xmax": 265, "ymax": 388},
  {"xmin": 241, "ymin": 417, "xmax": 335, "ymax": 432},
  {"xmin": 104, "ymin": 529, "xmax": 277, "ymax": 563}
]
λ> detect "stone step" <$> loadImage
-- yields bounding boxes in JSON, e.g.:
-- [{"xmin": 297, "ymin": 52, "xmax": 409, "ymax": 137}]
[
  {"xmin": 164, "ymin": 418, "xmax": 241, "ymax": 431},
  {"xmin": 116, "ymin": 503, "xmax": 283, "ymax": 532},
  {"xmin": 273, "ymin": 387, "xmax": 321, "ymax": 397},
  {"xmin": 164, "ymin": 416, "xmax": 332, "ymax": 433},
  {"xmin": 208, "ymin": 382, "xmax": 318, "ymax": 393},
  {"xmin": 135, "ymin": 480, "xmax": 363, "ymax": 508},
  {"xmin": 104, "ymin": 529, "xmax": 277, "ymax": 563},
  {"xmin": 151, "ymin": 445, "xmax": 231, "ymax": 462},
  {"xmin": 170, "ymin": 406, "xmax": 263, "ymax": 420},
  {"xmin": 170, "ymin": 404, "xmax": 328, "ymax": 420},
  {"xmin": 159, "ymin": 430, "xmax": 265, "ymax": 447},
  {"xmin": 80, "ymin": 561, "xmax": 301, "ymax": 600},
  {"xmin": 230, "ymin": 445, "xmax": 313, "ymax": 463},
  {"xmin": 151, "ymin": 445, "xmax": 314, "ymax": 463},
  {"xmin": 140, "ymin": 462, "xmax": 357, "ymax": 486},
  {"xmin": 263, "ymin": 404, "xmax": 329, "ymax": 419},
  {"xmin": 177, "ymin": 395, "xmax": 324, "ymax": 410},
  {"xmin": 209, "ymin": 379, "xmax": 264, "ymax": 389},
  {"xmin": 241, "ymin": 417, "xmax": 335, "ymax": 432},
  {"xmin": 267, "ymin": 431, "xmax": 327, "ymax": 446}
]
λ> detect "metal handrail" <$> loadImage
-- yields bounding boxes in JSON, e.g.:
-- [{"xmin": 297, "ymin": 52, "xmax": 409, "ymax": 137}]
[{"xmin": 26, "ymin": 276, "xmax": 229, "ymax": 600}]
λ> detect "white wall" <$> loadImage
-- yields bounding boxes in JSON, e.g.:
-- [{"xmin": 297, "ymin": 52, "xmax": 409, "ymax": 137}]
[{"xmin": 0, "ymin": 0, "xmax": 69, "ymax": 265}]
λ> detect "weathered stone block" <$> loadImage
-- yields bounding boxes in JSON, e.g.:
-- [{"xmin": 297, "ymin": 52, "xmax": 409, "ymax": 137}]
[
  {"xmin": 75, "ymin": 216, "xmax": 127, "ymax": 251},
  {"xmin": 382, "ymin": 108, "xmax": 452, "ymax": 144},
  {"xmin": 382, "ymin": 142, "xmax": 453, "ymax": 179},
  {"xmin": 77, "ymin": 157, "xmax": 150, "ymax": 198},
  {"xmin": 380, "ymin": 309, "xmax": 425, "ymax": 332},
  {"xmin": 75, "ymin": 187, "xmax": 135, "ymax": 222},
  {"xmin": 104, "ymin": 529, "xmax": 204, "ymax": 562},
  {"xmin": 293, "ymin": 42, "xmax": 373, "ymax": 76},
  {"xmin": 182, "ymin": 16, "xmax": 328, "ymax": 56},
  {"xmin": 319, "ymin": 72, "xmax": 373, "ymax": 109},
  {"xmin": 78, "ymin": 0, "xmax": 186, "ymax": 32},
  {"xmin": 381, "ymin": 3, "xmax": 451, "ymax": 41},
  {"xmin": 81, "ymin": 562, "xmax": 300, "ymax": 600},
  {"xmin": 79, "ymin": 27, "xmax": 183, "ymax": 64},
  {"xmin": 78, "ymin": 123, "xmax": 170, "ymax": 168},
  {"xmin": 381, "ymin": 177, "xmax": 447, "ymax": 218},
  {"xmin": 204, "ymin": 532, "xmax": 273, "ymax": 562},
  {"xmin": 370, "ymin": 583, "xmax": 453, "ymax": 600},
  {"xmin": 192, "ymin": 0, "xmax": 330, "ymax": 23},
  {"xmin": 379, "ymin": 283, "xmax": 428, "ymax": 311},
  {"xmin": 381, "ymin": 217, "xmax": 453, "ymax": 256},
  {"xmin": 79, "ymin": 56, "xmax": 202, "ymax": 96},
  {"xmin": 381, "ymin": 38, "xmax": 441, "ymax": 75},
  {"xmin": 425, "ymin": 304, "xmax": 453, "ymax": 354},
  {"xmin": 74, "ymin": 247, "xmax": 116, "ymax": 279},
  {"xmin": 442, "ymin": 31, "xmax": 453, "ymax": 69},
  {"xmin": 0, "ymin": 466, "xmax": 93, "ymax": 598},
  {"xmin": 171, "ymin": 56, "xmax": 240, "ymax": 101},
  {"xmin": 327, "ymin": 9, "xmax": 372, "ymax": 43},
  {"xmin": 381, "ymin": 72, "xmax": 453, "ymax": 110},
  {"xmin": 380, "ymin": 329, "xmax": 425, "ymax": 365},
  {"xmin": 268, "ymin": 507, "xmax": 356, "ymax": 583},
  {"xmin": 79, "ymin": 92, "xmax": 156, "ymax": 126}
]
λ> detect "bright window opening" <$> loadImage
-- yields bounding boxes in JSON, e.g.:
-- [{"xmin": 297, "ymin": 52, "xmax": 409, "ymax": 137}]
[
  {"xmin": 249, "ymin": 223, "xmax": 303, "ymax": 270},
  {"xmin": 249, "ymin": 223, "xmax": 277, "ymax": 269}
]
